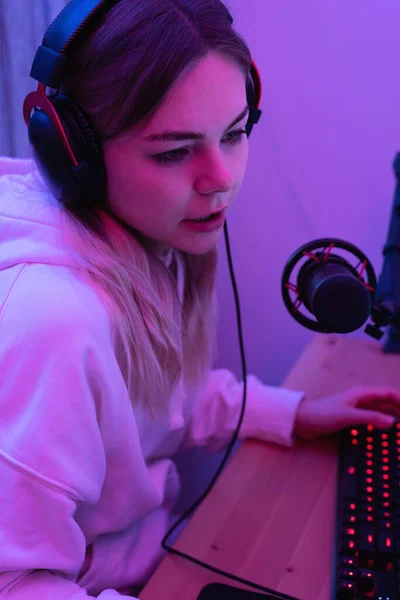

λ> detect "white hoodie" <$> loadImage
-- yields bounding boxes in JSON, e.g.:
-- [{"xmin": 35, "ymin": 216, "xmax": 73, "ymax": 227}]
[{"xmin": 0, "ymin": 156, "xmax": 305, "ymax": 599}]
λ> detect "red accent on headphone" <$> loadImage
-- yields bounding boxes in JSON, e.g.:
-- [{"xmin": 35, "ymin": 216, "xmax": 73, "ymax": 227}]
[{"xmin": 23, "ymin": 82, "xmax": 79, "ymax": 167}]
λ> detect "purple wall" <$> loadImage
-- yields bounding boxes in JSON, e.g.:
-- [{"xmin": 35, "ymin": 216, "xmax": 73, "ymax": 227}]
[{"xmin": 216, "ymin": 1, "xmax": 400, "ymax": 385}]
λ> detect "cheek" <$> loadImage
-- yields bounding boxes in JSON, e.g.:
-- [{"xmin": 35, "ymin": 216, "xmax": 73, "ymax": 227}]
[
  {"xmin": 104, "ymin": 145, "xmax": 134, "ymax": 201},
  {"xmin": 160, "ymin": 173, "xmax": 188, "ymax": 202},
  {"xmin": 104, "ymin": 149, "xmax": 155, "ymax": 207}
]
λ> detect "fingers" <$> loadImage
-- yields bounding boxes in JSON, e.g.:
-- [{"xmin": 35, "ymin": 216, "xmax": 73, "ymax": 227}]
[
  {"xmin": 356, "ymin": 399, "xmax": 400, "ymax": 419},
  {"xmin": 347, "ymin": 408, "xmax": 395, "ymax": 429},
  {"xmin": 348, "ymin": 385, "xmax": 400, "ymax": 403},
  {"xmin": 348, "ymin": 386, "xmax": 400, "ymax": 419}
]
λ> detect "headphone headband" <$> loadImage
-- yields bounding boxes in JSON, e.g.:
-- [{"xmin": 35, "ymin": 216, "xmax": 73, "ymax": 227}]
[
  {"xmin": 23, "ymin": 0, "xmax": 262, "ymax": 208},
  {"xmin": 30, "ymin": 0, "xmax": 118, "ymax": 88}
]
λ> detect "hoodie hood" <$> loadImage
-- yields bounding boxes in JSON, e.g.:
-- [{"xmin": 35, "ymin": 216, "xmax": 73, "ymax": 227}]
[
  {"xmin": 0, "ymin": 156, "xmax": 176, "ymax": 272},
  {"xmin": 0, "ymin": 157, "xmax": 85, "ymax": 272}
]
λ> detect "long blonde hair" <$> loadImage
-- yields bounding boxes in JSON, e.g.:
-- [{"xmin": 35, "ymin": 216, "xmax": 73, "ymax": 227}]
[{"xmin": 60, "ymin": 0, "xmax": 252, "ymax": 414}]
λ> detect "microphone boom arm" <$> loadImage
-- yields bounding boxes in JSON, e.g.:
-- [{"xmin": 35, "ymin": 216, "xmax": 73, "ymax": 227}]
[{"xmin": 365, "ymin": 152, "xmax": 400, "ymax": 351}]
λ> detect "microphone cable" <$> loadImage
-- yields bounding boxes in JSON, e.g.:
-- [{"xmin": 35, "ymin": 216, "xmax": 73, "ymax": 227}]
[{"xmin": 161, "ymin": 219, "xmax": 301, "ymax": 600}]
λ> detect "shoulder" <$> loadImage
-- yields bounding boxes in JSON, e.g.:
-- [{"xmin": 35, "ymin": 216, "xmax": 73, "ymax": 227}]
[{"xmin": 0, "ymin": 262, "xmax": 113, "ymax": 348}]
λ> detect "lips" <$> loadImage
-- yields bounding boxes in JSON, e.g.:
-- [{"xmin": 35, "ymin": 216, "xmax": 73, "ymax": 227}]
[
  {"xmin": 189, "ymin": 207, "xmax": 227, "ymax": 221},
  {"xmin": 182, "ymin": 208, "xmax": 227, "ymax": 232}
]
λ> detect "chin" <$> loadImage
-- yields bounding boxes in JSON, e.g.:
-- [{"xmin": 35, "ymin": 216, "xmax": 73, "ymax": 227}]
[
  {"xmin": 187, "ymin": 246, "xmax": 218, "ymax": 256},
  {"xmin": 175, "ymin": 232, "xmax": 223, "ymax": 255}
]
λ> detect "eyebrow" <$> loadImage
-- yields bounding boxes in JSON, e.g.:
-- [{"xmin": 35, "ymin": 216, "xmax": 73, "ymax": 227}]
[{"xmin": 143, "ymin": 105, "xmax": 249, "ymax": 142}]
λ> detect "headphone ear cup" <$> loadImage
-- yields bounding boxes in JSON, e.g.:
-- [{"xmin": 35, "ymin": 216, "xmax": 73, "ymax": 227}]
[
  {"xmin": 27, "ymin": 93, "xmax": 106, "ymax": 209},
  {"xmin": 245, "ymin": 61, "xmax": 263, "ymax": 137},
  {"xmin": 28, "ymin": 105, "xmax": 75, "ymax": 202}
]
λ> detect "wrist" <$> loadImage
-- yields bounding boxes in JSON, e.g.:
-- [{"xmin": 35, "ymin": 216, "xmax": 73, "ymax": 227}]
[{"xmin": 293, "ymin": 394, "xmax": 308, "ymax": 440}]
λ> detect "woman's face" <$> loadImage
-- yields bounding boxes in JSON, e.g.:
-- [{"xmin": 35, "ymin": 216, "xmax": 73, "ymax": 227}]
[{"xmin": 103, "ymin": 51, "xmax": 250, "ymax": 255}]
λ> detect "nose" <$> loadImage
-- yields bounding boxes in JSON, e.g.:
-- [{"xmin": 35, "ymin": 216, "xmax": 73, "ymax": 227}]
[{"xmin": 194, "ymin": 148, "xmax": 235, "ymax": 195}]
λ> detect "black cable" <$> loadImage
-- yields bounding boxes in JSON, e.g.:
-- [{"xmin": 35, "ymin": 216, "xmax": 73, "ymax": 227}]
[{"xmin": 161, "ymin": 220, "xmax": 300, "ymax": 600}]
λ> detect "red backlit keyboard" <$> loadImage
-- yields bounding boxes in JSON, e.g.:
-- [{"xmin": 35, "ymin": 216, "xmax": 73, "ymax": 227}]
[{"xmin": 332, "ymin": 422, "xmax": 400, "ymax": 599}]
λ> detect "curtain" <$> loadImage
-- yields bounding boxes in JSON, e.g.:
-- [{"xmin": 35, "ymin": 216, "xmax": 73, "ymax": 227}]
[{"xmin": 0, "ymin": 0, "xmax": 67, "ymax": 157}]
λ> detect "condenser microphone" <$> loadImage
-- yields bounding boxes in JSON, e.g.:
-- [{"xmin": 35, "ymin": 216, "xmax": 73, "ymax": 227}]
[
  {"xmin": 281, "ymin": 238, "xmax": 377, "ymax": 334},
  {"xmin": 282, "ymin": 154, "xmax": 400, "ymax": 346}
]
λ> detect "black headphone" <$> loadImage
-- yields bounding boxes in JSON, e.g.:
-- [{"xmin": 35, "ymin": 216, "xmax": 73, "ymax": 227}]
[{"xmin": 23, "ymin": 0, "xmax": 263, "ymax": 210}]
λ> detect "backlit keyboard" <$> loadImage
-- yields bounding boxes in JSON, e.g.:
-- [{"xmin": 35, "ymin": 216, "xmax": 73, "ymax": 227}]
[{"xmin": 332, "ymin": 423, "xmax": 400, "ymax": 599}]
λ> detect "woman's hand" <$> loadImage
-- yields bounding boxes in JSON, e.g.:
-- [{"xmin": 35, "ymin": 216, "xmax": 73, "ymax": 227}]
[{"xmin": 293, "ymin": 385, "xmax": 400, "ymax": 440}]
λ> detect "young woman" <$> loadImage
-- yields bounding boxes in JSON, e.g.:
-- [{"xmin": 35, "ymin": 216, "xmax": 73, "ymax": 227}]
[{"xmin": 1, "ymin": 0, "xmax": 400, "ymax": 597}]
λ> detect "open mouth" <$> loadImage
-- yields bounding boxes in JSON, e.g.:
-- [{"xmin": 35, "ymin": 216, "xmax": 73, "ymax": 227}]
[
  {"xmin": 191, "ymin": 210, "xmax": 223, "ymax": 222},
  {"xmin": 182, "ymin": 208, "xmax": 227, "ymax": 232}
]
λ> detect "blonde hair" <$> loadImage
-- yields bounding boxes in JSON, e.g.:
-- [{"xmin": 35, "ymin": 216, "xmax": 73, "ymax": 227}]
[
  {"xmin": 59, "ymin": 0, "xmax": 251, "ymax": 413},
  {"xmin": 66, "ymin": 208, "xmax": 217, "ymax": 415}
]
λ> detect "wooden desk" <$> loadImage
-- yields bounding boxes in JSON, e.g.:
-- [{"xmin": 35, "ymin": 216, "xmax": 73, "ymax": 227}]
[{"xmin": 140, "ymin": 334, "xmax": 400, "ymax": 600}]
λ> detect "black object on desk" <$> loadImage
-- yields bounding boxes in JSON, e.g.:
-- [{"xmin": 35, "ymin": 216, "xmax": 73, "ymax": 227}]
[{"xmin": 197, "ymin": 583, "xmax": 301, "ymax": 600}]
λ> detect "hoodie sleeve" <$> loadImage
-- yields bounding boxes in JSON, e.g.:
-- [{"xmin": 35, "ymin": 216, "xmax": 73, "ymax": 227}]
[
  {"xmin": 0, "ymin": 461, "xmax": 137, "ymax": 600},
  {"xmin": 181, "ymin": 369, "xmax": 305, "ymax": 452},
  {"xmin": 0, "ymin": 267, "xmax": 137, "ymax": 599}
]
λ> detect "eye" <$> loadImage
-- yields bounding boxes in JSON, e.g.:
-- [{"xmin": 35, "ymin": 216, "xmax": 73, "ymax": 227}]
[
  {"xmin": 154, "ymin": 147, "xmax": 190, "ymax": 165},
  {"xmin": 223, "ymin": 129, "xmax": 247, "ymax": 145},
  {"xmin": 153, "ymin": 128, "xmax": 247, "ymax": 165}
]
